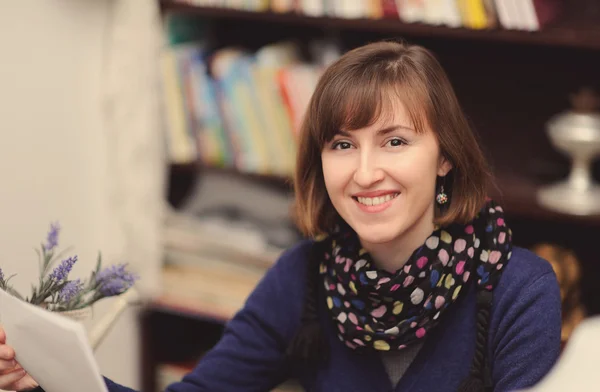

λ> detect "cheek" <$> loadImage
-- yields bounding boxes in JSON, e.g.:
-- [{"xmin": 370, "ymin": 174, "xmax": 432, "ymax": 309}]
[
  {"xmin": 322, "ymin": 155, "xmax": 351, "ymax": 194},
  {"xmin": 387, "ymin": 155, "xmax": 438, "ymax": 190}
]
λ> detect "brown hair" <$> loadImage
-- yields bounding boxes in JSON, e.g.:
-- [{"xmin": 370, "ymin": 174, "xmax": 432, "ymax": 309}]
[{"xmin": 293, "ymin": 40, "xmax": 492, "ymax": 237}]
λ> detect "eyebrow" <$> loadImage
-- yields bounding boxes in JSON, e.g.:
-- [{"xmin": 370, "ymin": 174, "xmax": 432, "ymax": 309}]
[{"xmin": 336, "ymin": 125, "xmax": 414, "ymax": 137}]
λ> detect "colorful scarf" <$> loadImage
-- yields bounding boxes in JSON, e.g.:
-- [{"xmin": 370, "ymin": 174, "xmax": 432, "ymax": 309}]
[{"xmin": 320, "ymin": 199, "xmax": 512, "ymax": 351}]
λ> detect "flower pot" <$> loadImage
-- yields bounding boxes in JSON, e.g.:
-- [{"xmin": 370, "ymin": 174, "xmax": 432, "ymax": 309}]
[
  {"xmin": 54, "ymin": 306, "xmax": 96, "ymax": 346},
  {"xmin": 51, "ymin": 288, "xmax": 140, "ymax": 350},
  {"xmin": 56, "ymin": 306, "xmax": 94, "ymax": 323}
]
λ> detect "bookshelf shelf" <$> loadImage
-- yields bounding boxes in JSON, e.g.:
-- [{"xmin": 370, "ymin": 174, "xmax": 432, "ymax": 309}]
[
  {"xmin": 149, "ymin": 297, "xmax": 232, "ymax": 324},
  {"xmin": 160, "ymin": 2, "xmax": 600, "ymax": 51},
  {"xmin": 167, "ymin": 162, "xmax": 292, "ymax": 208}
]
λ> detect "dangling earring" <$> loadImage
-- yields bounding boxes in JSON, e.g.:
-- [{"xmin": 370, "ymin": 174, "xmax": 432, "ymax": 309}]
[{"xmin": 436, "ymin": 184, "xmax": 448, "ymax": 205}]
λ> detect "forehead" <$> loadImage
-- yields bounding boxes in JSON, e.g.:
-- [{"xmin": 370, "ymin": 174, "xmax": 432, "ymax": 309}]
[{"xmin": 340, "ymin": 97, "xmax": 414, "ymax": 133}]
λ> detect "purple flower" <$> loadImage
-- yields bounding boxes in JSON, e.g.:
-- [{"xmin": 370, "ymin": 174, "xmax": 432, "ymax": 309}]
[
  {"xmin": 49, "ymin": 256, "xmax": 78, "ymax": 282},
  {"xmin": 59, "ymin": 279, "xmax": 83, "ymax": 302},
  {"xmin": 44, "ymin": 222, "xmax": 60, "ymax": 252},
  {"xmin": 96, "ymin": 264, "xmax": 138, "ymax": 296}
]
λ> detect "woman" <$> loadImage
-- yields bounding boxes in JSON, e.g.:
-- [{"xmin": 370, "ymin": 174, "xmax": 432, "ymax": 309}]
[{"xmin": 0, "ymin": 40, "xmax": 561, "ymax": 392}]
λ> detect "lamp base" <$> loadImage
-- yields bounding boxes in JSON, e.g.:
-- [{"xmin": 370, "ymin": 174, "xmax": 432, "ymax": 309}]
[{"xmin": 537, "ymin": 181, "xmax": 600, "ymax": 216}]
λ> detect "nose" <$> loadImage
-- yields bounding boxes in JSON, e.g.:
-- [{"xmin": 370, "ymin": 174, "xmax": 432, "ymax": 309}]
[{"xmin": 353, "ymin": 151, "xmax": 384, "ymax": 188}]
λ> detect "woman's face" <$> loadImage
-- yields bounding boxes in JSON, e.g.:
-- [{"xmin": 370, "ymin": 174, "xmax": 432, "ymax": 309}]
[{"xmin": 321, "ymin": 99, "xmax": 452, "ymax": 248}]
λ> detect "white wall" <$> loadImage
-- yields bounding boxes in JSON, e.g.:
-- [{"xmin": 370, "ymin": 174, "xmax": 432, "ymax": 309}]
[{"xmin": 0, "ymin": 0, "xmax": 163, "ymax": 389}]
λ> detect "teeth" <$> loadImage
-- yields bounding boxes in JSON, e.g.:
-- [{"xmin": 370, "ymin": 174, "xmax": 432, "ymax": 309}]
[{"xmin": 357, "ymin": 193, "xmax": 399, "ymax": 206}]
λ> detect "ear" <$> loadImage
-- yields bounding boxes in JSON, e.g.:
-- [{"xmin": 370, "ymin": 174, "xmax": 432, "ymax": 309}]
[{"xmin": 437, "ymin": 156, "xmax": 453, "ymax": 177}]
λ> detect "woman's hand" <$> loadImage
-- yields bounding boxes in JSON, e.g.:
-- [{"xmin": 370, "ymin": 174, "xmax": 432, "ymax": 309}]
[{"xmin": 0, "ymin": 326, "xmax": 39, "ymax": 391}]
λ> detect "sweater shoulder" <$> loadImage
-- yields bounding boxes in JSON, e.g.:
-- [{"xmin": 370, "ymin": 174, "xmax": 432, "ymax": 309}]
[
  {"xmin": 497, "ymin": 246, "xmax": 556, "ymax": 291},
  {"xmin": 490, "ymin": 245, "xmax": 560, "ymax": 323}
]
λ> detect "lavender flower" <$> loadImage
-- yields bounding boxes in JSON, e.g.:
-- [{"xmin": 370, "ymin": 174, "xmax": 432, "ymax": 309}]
[
  {"xmin": 48, "ymin": 256, "xmax": 78, "ymax": 282},
  {"xmin": 4, "ymin": 222, "xmax": 141, "ymax": 310},
  {"xmin": 59, "ymin": 279, "xmax": 83, "ymax": 302},
  {"xmin": 96, "ymin": 264, "xmax": 138, "ymax": 296},
  {"xmin": 44, "ymin": 222, "xmax": 60, "ymax": 252}
]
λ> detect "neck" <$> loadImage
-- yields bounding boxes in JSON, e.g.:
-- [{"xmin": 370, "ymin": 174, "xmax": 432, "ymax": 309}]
[{"xmin": 360, "ymin": 206, "xmax": 436, "ymax": 273}]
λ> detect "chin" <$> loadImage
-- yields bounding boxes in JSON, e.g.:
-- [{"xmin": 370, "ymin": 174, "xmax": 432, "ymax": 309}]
[{"xmin": 350, "ymin": 221, "xmax": 401, "ymax": 245}]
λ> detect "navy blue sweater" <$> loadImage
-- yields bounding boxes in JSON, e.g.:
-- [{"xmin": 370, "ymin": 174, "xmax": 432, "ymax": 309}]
[{"xmin": 103, "ymin": 240, "xmax": 561, "ymax": 392}]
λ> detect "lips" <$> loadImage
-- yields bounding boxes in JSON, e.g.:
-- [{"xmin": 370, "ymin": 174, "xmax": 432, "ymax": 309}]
[
  {"xmin": 354, "ymin": 193, "xmax": 399, "ymax": 206},
  {"xmin": 352, "ymin": 191, "xmax": 400, "ymax": 213},
  {"xmin": 353, "ymin": 190, "xmax": 399, "ymax": 198}
]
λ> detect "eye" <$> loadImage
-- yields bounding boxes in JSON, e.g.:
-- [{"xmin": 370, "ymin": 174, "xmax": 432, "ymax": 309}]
[
  {"xmin": 386, "ymin": 138, "xmax": 407, "ymax": 147},
  {"xmin": 332, "ymin": 141, "xmax": 353, "ymax": 150}
]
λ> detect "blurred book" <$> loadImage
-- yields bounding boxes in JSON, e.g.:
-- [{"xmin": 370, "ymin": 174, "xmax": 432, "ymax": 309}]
[
  {"xmin": 160, "ymin": 168, "xmax": 303, "ymax": 318},
  {"xmin": 159, "ymin": 248, "xmax": 266, "ymax": 320},
  {"xmin": 165, "ymin": 0, "xmax": 564, "ymax": 31},
  {"xmin": 164, "ymin": 167, "xmax": 301, "ymax": 264},
  {"xmin": 164, "ymin": 210, "xmax": 285, "ymax": 270},
  {"xmin": 159, "ymin": 26, "xmax": 323, "ymax": 173}
]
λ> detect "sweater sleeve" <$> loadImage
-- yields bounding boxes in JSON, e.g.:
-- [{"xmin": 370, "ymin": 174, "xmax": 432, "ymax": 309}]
[{"xmin": 491, "ymin": 271, "xmax": 562, "ymax": 392}]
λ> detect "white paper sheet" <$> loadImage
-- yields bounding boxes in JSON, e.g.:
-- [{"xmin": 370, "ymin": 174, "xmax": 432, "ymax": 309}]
[{"xmin": 0, "ymin": 289, "xmax": 108, "ymax": 392}]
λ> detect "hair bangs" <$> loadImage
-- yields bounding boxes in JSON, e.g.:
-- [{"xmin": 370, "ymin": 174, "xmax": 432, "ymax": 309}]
[
  {"xmin": 386, "ymin": 81, "xmax": 429, "ymax": 135},
  {"xmin": 312, "ymin": 69, "xmax": 430, "ymax": 150},
  {"xmin": 312, "ymin": 69, "xmax": 387, "ymax": 147}
]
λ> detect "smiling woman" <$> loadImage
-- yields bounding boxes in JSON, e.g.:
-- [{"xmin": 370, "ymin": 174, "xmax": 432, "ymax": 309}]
[
  {"xmin": 295, "ymin": 41, "xmax": 489, "ymax": 274},
  {"xmin": 287, "ymin": 40, "xmax": 561, "ymax": 392}
]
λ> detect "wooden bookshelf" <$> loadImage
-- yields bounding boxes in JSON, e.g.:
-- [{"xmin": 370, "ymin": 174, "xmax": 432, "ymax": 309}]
[
  {"xmin": 160, "ymin": 1, "xmax": 600, "ymax": 50},
  {"xmin": 162, "ymin": 1, "xmax": 600, "ymax": 228},
  {"xmin": 151, "ymin": 1, "xmax": 600, "ymax": 389}
]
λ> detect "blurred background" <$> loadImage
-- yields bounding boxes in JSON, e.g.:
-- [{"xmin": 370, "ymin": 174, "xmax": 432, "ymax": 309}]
[{"xmin": 0, "ymin": 0, "xmax": 599, "ymax": 391}]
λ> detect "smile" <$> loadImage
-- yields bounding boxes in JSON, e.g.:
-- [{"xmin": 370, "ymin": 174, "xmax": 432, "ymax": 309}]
[{"xmin": 352, "ymin": 192, "xmax": 400, "ymax": 213}]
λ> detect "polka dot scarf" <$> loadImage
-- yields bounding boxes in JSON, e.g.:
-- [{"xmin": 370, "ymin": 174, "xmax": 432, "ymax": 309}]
[{"xmin": 320, "ymin": 199, "xmax": 512, "ymax": 352}]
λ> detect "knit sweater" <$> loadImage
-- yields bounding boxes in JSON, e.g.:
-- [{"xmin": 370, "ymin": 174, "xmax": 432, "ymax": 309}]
[{"xmin": 96, "ymin": 240, "xmax": 561, "ymax": 392}]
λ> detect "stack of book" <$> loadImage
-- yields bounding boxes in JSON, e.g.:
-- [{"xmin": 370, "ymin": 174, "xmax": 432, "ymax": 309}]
[{"xmin": 159, "ymin": 167, "xmax": 301, "ymax": 319}]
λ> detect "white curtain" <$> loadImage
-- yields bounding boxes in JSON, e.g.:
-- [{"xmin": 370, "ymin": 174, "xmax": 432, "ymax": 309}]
[
  {"xmin": 95, "ymin": 1, "xmax": 166, "ymax": 388},
  {"xmin": 102, "ymin": 0, "xmax": 166, "ymax": 298}
]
